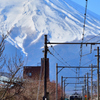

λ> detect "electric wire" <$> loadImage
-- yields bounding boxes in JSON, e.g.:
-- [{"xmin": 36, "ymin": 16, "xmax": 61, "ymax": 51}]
[
  {"xmin": 47, "ymin": 39, "xmax": 95, "ymax": 86},
  {"xmin": 95, "ymin": 39, "xmax": 100, "ymax": 43},
  {"xmin": 47, "ymin": 41, "xmax": 77, "ymax": 73},
  {"xmin": 48, "ymin": 49, "xmax": 76, "ymax": 73},
  {"xmin": 82, "ymin": 58, "xmax": 96, "ymax": 66},
  {"xmin": 81, "ymin": 46, "xmax": 97, "ymax": 75},
  {"xmin": 50, "ymin": 45, "xmax": 70, "ymax": 66},
  {"xmin": 80, "ymin": 49, "xmax": 96, "ymax": 73},
  {"xmin": 79, "ymin": 34, "xmax": 100, "ymax": 58},
  {"xmin": 85, "ymin": 33, "xmax": 100, "ymax": 43},
  {"xmin": 81, "ymin": 35, "xmax": 100, "ymax": 57},
  {"xmin": 48, "ymin": 42, "xmax": 82, "ymax": 89},
  {"xmin": 82, "ymin": 52, "xmax": 92, "ymax": 57},
  {"xmin": 93, "ymin": 73, "xmax": 97, "ymax": 78},
  {"xmin": 86, "ymin": 47, "xmax": 97, "ymax": 78},
  {"xmin": 47, "ymin": 41, "xmax": 76, "ymax": 72}
]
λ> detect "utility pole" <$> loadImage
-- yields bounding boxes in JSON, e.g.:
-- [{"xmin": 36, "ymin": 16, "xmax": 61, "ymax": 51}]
[
  {"xmin": 91, "ymin": 64, "xmax": 93, "ymax": 100},
  {"xmin": 87, "ymin": 73, "xmax": 89, "ymax": 100},
  {"xmin": 45, "ymin": 35, "xmax": 100, "ymax": 100},
  {"xmin": 97, "ymin": 47, "xmax": 99, "ymax": 100},
  {"xmin": 61, "ymin": 76, "xmax": 63, "ymax": 100},
  {"xmin": 43, "ymin": 35, "xmax": 47, "ymax": 100},
  {"xmin": 84, "ymin": 74, "xmax": 86, "ymax": 98},
  {"xmin": 56, "ymin": 63, "xmax": 58, "ymax": 100},
  {"xmin": 82, "ymin": 86, "xmax": 85, "ymax": 100},
  {"xmin": 64, "ymin": 80, "xmax": 65, "ymax": 100}
]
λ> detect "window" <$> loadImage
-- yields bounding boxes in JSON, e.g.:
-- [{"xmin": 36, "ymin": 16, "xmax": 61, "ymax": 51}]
[{"xmin": 26, "ymin": 72, "xmax": 32, "ymax": 77}]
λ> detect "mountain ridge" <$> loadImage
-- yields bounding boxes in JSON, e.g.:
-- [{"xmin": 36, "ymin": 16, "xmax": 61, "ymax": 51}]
[{"xmin": 0, "ymin": 0, "xmax": 100, "ymax": 57}]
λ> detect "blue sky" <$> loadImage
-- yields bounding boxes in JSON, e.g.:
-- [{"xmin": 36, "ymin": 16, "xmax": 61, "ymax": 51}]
[{"xmin": 71, "ymin": 0, "xmax": 100, "ymax": 16}]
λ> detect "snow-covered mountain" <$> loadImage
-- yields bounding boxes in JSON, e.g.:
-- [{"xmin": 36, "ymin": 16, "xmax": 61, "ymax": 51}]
[
  {"xmin": 0, "ymin": 0, "xmax": 100, "ymax": 57},
  {"xmin": 0, "ymin": 0, "xmax": 100, "ymax": 94}
]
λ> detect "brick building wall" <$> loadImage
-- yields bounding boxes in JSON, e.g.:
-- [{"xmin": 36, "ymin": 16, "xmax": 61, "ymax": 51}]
[{"xmin": 23, "ymin": 58, "xmax": 49, "ymax": 80}]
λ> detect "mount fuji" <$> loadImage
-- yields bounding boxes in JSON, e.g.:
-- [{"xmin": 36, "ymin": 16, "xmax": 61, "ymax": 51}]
[{"xmin": 0, "ymin": 0, "xmax": 100, "ymax": 94}]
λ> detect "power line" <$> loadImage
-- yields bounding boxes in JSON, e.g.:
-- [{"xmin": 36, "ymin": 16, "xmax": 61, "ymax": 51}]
[
  {"xmin": 81, "ymin": 46, "xmax": 96, "ymax": 72},
  {"xmin": 95, "ymin": 39, "xmax": 100, "ymax": 43},
  {"xmin": 85, "ymin": 34, "xmax": 100, "ymax": 43},
  {"xmin": 48, "ymin": 49, "xmax": 76, "ymax": 73},
  {"xmin": 79, "ymin": 34, "xmax": 100, "ymax": 58},
  {"xmin": 82, "ymin": 58, "xmax": 96, "ymax": 66},
  {"xmin": 50, "ymin": 45, "xmax": 70, "ymax": 66},
  {"xmin": 47, "ymin": 40, "xmax": 72, "ymax": 67}
]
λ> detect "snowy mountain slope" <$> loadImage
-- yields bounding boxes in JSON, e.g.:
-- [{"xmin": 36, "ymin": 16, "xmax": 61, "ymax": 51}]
[
  {"xmin": 0, "ymin": 0, "xmax": 100, "ymax": 56},
  {"xmin": 1, "ymin": 0, "xmax": 100, "ymax": 93}
]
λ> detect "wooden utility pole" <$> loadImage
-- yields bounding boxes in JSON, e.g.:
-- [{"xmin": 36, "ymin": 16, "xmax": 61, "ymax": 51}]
[
  {"xmin": 97, "ymin": 47, "xmax": 99, "ymax": 100},
  {"xmin": 56, "ymin": 63, "xmax": 58, "ymax": 100},
  {"xmin": 82, "ymin": 86, "xmax": 85, "ymax": 100},
  {"xmin": 87, "ymin": 73, "xmax": 89, "ymax": 100},
  {"xmin": 44, "ymin": 35, "xmax": 100, "ymax": 100},
  {"xmin": 61, "ymin": 76, "xmax": 63, "ymax": 100},
  {"xmin": 84, "ymin": 74, "xmax": 86, "ymax": 97},
  {"xmin": 64, "ymin": 80, "xmax": 65, "ymax": 100},
  {"xmin": 91, "ymin": 64, "xmax": 93, "ymax": 100},
  {"xmin": 43, "ymin": 35, "xmax": 47, "ymax": 100}
]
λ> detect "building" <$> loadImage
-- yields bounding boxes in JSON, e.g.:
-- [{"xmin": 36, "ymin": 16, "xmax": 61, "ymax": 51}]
[{"xmin": 23, "ymin": 58, "xmax": 49, "ymax": 81}]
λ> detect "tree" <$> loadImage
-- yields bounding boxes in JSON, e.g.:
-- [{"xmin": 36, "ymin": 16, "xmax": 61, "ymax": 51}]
[
  {"xmin": 20, "ymin": 80, "xmax": 62, "ymax": 100},
  {"xmin": 0, "ymin": 33, "xmax": 63, "ymax": 100},
  {"xmin": 0, "ymin": 34, "xmax": 7, "ymax": 68},
  {"xmin": 0, "ymin": 32, "xmax": 10, "ymax": 68},
  {"xmin": 0, "ymin": 32, "xmax": 25, "ymax": 100},
  {"xmin": 0, "ymin": 53, "xmax": 25, "ymax": 100}
]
